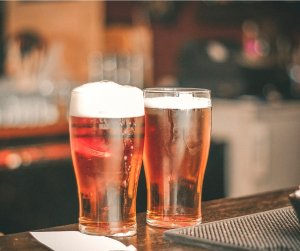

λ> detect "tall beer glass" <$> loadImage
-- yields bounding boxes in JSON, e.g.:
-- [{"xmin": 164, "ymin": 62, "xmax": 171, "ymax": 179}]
[
  {"xmin": 143, "ymin": 88, "xmax": 211, "ymax": 228},
  {"xmin": 69, "ymin": 81, "xmax": 144, "ymax": 236}
]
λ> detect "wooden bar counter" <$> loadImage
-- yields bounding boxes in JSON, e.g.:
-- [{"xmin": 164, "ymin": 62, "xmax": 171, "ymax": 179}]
[{"xmin": 0, "ymin": 188, "xmax": 294, "ymax": 250}]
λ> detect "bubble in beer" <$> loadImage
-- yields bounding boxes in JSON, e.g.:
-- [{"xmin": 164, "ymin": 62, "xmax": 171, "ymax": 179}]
[{"xmin": 70, "ymin": 81, "xmax": 144, "ymax": 118}]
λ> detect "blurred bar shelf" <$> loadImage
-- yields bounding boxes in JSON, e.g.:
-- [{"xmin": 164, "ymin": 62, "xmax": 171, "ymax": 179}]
[
  {"xmin": 0, "ymin": 121, "xmax": 68, "ymax": 140},
  {"xmin": 0, "ymin": 121, "xmax": 70, "ymax": 169}
]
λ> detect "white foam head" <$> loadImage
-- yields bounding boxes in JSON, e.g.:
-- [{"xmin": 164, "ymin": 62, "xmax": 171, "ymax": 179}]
[
  {"xmin": 144, "ymin": 94, "xmax": 211, "ymax": 110},
  {"xmin": 70, "ymin": 81, "xmax": 144, "ymax": 118}
]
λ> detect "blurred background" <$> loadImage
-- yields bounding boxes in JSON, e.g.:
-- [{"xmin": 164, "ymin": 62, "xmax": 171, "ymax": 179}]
[{"xmin": 0, "ymin": 1, "xmax": 300, "ymax": 234}]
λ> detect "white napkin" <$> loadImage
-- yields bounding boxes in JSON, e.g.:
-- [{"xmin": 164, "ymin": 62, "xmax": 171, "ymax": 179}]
[{"xmin": 30, "ymin": 231, "xmax": 136, "ymax": 251}]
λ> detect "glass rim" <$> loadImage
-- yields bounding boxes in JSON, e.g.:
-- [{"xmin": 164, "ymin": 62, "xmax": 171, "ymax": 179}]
[{"xmin": 143, "ymin": 87, "xmax": 210, "ymax": 94}]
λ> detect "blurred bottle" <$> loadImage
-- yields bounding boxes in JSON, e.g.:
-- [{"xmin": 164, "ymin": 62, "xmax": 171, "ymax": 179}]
[{"xmin": 0, "ymin": 31, "xmax": 71, "ymax": 128}]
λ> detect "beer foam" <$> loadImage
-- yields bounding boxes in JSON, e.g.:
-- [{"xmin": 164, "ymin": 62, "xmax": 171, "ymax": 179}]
[
  {"xmin": 144, "ymin": 96, "xmax": 211, "ymax": 109},
  {"xmin": 70, "ymin": 81, "xmax": 144, "ymax": 118}
]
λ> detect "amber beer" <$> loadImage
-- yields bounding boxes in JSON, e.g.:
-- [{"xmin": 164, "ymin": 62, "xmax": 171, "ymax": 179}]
[
  {"xmin": 69, "ymin": 81, "xmax": 144, "ymax": 236},
  {"xmin": 143, "ymin": 88, "xmax": 211, "ymax": 228}
]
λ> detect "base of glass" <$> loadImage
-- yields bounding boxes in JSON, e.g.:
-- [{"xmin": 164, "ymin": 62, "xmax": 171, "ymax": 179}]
[
  {"xmin": 146, "ymin": 215, "xmax": 202, "ymax": 229},
  {"xmin": 78, "ymin": 223, "xmax": 136, "ymax": 237}
]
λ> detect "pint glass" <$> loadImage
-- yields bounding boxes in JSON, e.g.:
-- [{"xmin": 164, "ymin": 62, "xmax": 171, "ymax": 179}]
[
  {"xmin": 143, "ymin": 88, "xmax": 211, "ymax": 228},
  {"xmin": 69, "ymin": 81, "xmax": 144, "ymax": 236}
]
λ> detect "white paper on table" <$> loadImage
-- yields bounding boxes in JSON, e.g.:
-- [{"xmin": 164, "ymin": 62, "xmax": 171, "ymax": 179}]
[{"xmin": 30, "ymin": 231, "xmax": 136, "ymax": 251}]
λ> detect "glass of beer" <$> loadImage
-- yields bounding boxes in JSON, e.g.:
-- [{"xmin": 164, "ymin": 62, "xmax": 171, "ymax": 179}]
[
  {"xmin": 69, "ymin": 81, "xmax": 144, "ymax": 236},
  {"xmin": 143, "ymin": 88, "xmax": 211, "ymax": 228}
]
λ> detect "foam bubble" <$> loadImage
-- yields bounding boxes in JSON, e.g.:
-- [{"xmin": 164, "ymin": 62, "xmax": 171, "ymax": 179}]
[
  {"xmin": 144, "ymin": 95, "xmax": 211, "ymax": 109},
  {"xmin": 70, "ymin": 81, "xmax": 144, "ymax": 118}
]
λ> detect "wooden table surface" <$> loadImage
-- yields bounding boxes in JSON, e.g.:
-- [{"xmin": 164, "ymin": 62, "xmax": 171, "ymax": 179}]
[{"xmin": 0, "ymin": 187, "xmax": 294, "ymax": 251}]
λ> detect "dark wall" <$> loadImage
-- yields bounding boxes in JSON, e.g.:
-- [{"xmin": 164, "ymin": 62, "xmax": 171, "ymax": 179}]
[{"xmin": 0, "ymin": 159, "xmax": 78, "ymax": 234}]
